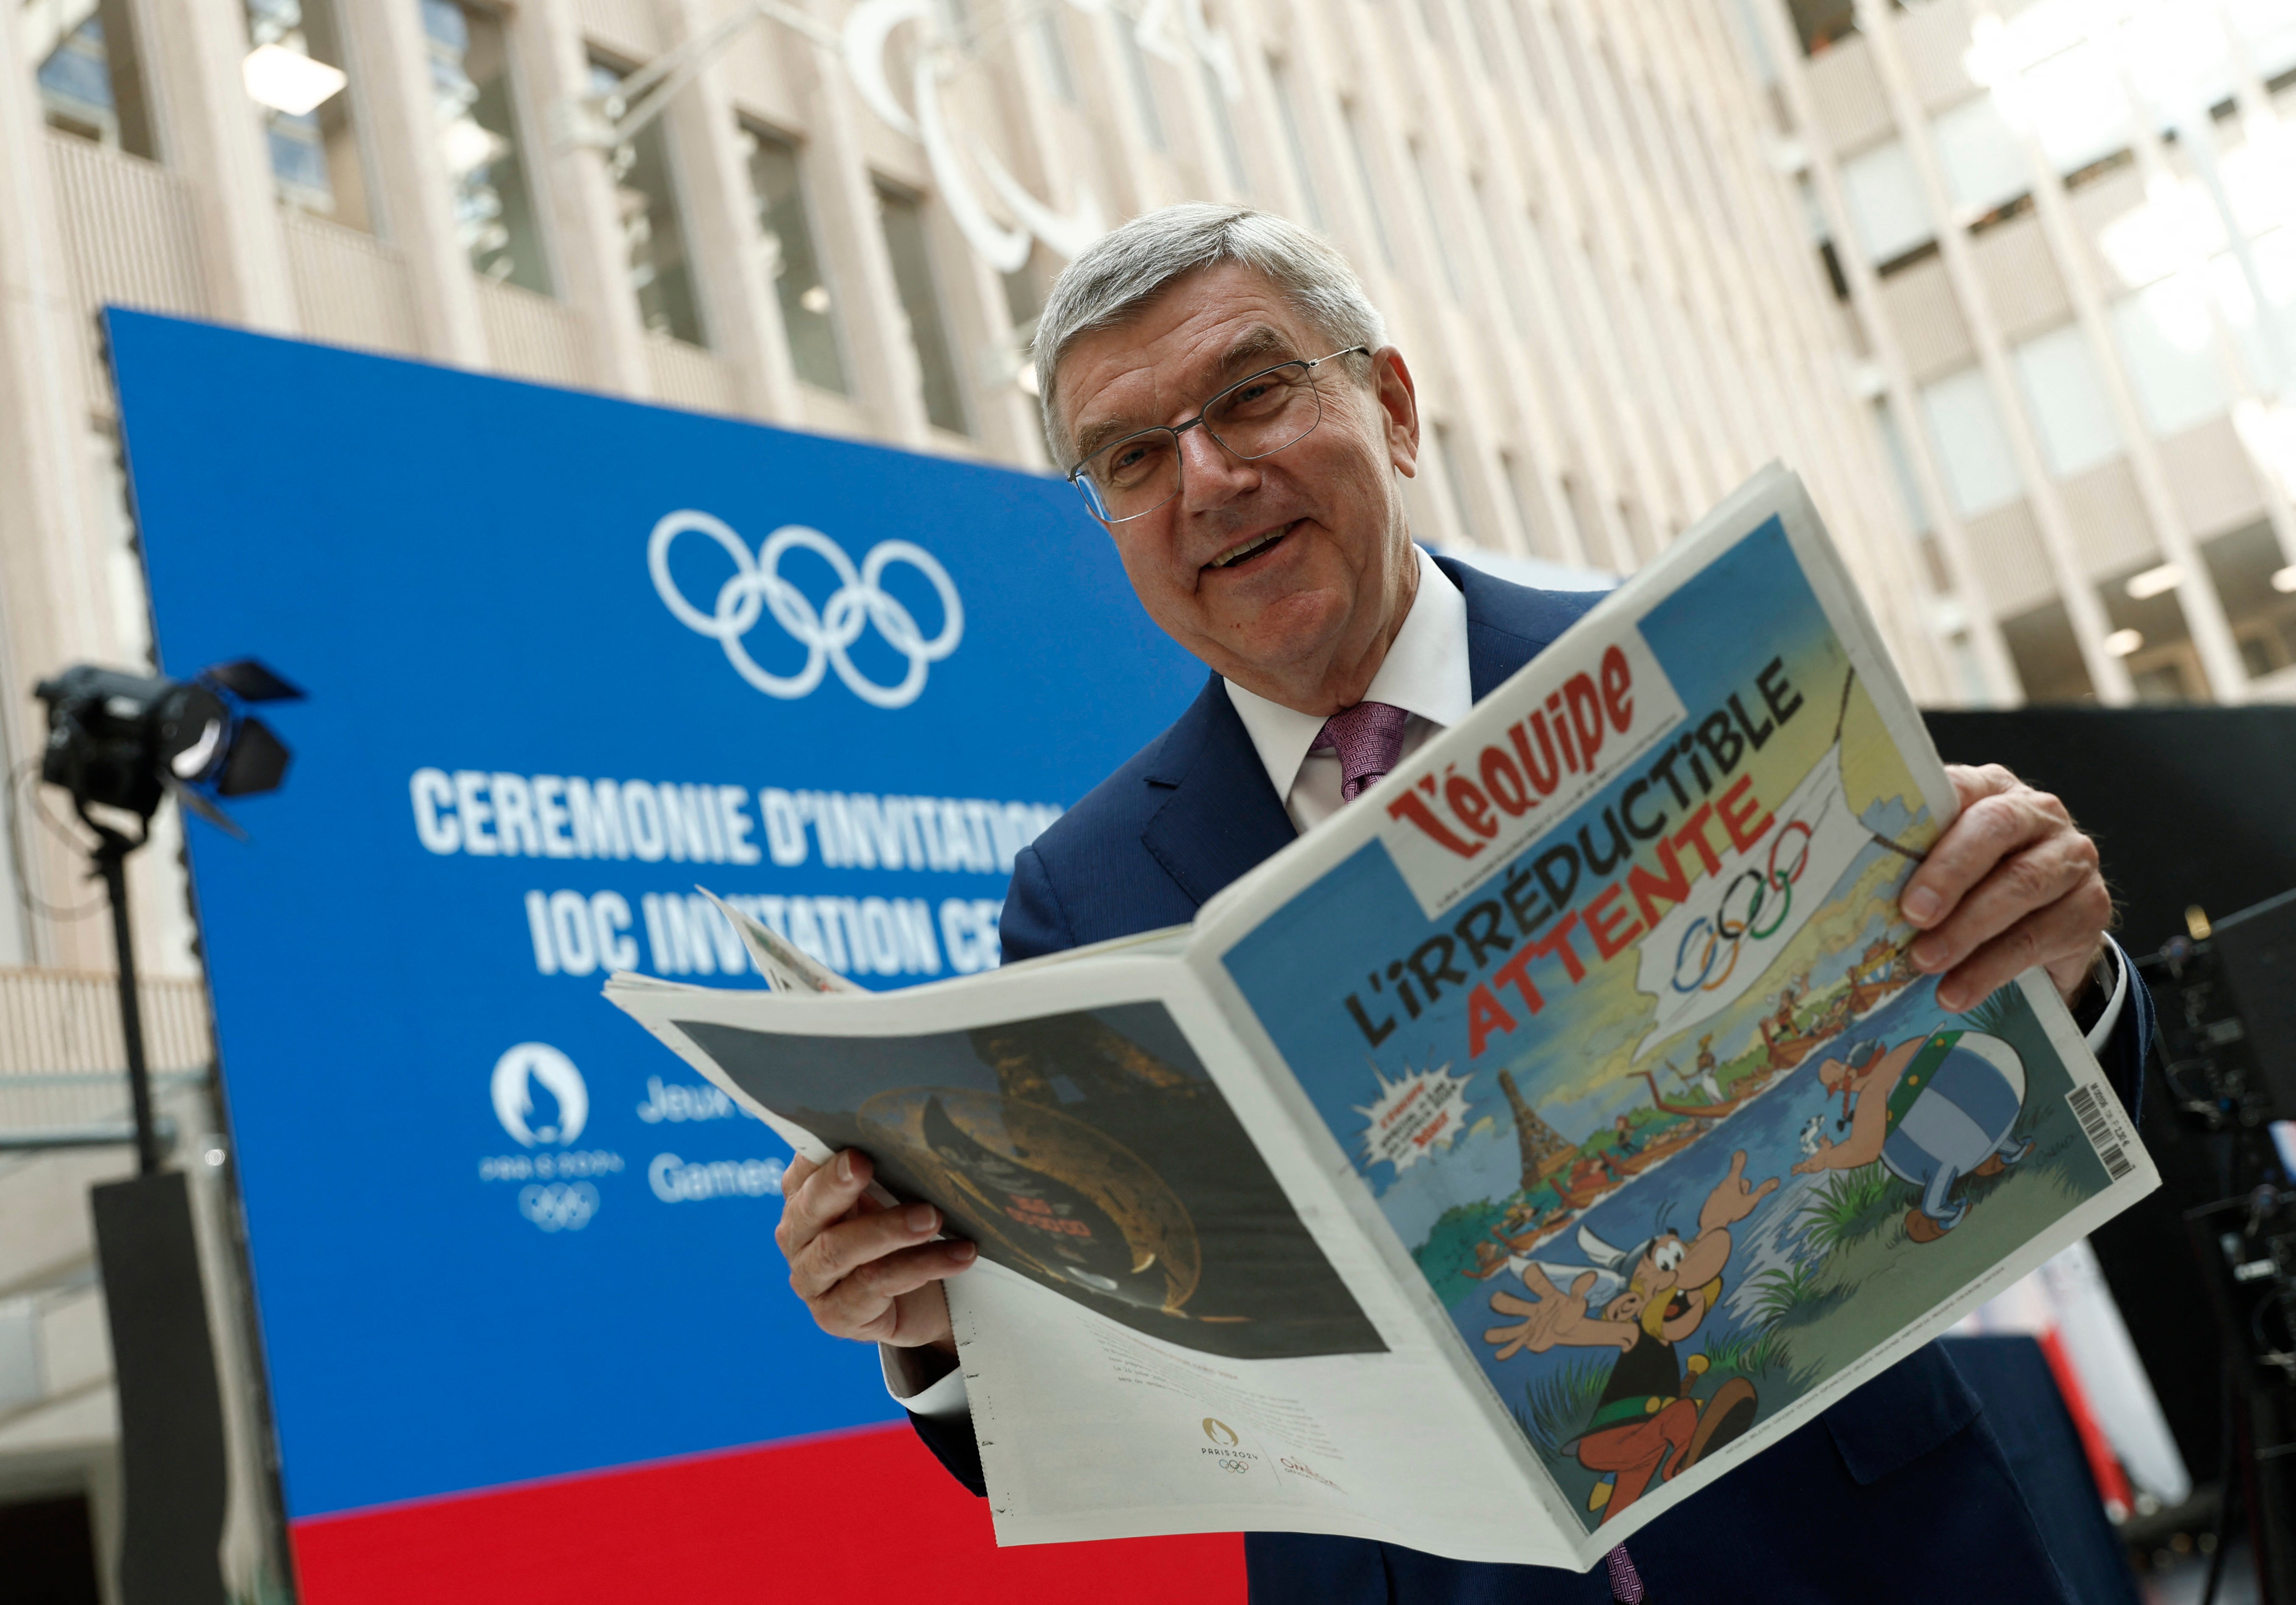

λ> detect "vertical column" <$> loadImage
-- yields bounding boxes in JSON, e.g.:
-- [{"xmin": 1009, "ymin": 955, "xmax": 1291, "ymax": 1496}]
[
  {"xmin": 1852, "ymin": 0, "xmax": 2133, "ymax": 703},
  {"xmin": 0, "ymin": 14, "xmax": 109, "ymax": 965},
  {"xmin": 336, "ymin": 0, "xmax": 489, "ymax": 366},
  {"xmin": 136, "ymin": 0, "xmax": 297, "ymax": 332},
  {"xmin": 1742, "ymin": 0, "xmax": 2018, "ymax": 703},
  {"xmin": 514, "ymin": 0, "xmax": 651, "ymax": 396},
  {"xmin": 658, "ymin": 0, "xmax": 802, "ymax": 423}
]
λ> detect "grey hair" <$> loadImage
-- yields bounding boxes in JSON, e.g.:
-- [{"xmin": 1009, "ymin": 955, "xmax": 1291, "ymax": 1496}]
[{"xmin": 1032, "ymin": 203, "xmax": 1387, "ymax": 467}]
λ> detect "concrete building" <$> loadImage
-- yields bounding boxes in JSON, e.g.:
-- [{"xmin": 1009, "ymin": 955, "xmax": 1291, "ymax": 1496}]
[
  {"xmin": 1762, "ymin": 0, "xmax": 2296, "ymax": 706},
  {"xmin": 0, "ymin": 0, "xmax": 1971, "ymax": 1594}
]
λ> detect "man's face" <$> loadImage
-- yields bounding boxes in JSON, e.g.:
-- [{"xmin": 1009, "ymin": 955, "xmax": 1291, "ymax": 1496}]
[{"xmin": 1053, "ymin": 262, "xmax": 1421, "ymax": 710}]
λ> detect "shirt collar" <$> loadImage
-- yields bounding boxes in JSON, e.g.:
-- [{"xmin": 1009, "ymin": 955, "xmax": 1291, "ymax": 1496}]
[{"xmin": 1222, "ymin": 545, "xmax": 1471, "ymax": 804}]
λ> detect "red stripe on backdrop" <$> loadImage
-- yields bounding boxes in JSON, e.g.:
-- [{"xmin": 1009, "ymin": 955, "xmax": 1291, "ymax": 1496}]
[{"xmin": 289, "ymin": 1422, "xmax": 1246, "ymax": 1604}]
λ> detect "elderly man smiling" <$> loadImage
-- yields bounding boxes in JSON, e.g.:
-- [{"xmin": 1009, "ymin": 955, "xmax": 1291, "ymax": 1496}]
[{"xmin": 771, "ymin": 205, "xmax": 2147, "ymax": 1604}]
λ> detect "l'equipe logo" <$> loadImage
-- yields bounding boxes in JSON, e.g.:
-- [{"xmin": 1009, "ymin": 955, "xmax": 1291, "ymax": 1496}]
[{"xmin": 649, "ymin": 510, "xmax": 963, "ymax": 709}]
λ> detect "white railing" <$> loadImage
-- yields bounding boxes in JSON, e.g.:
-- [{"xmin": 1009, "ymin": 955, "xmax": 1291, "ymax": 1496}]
[
  {"xmin": 646, "ymin": 334, "xmax": 739, "ymax": 416},
  {"xmin": 283, "ymin": 208, "xmax": 422, "ymax": 359},
  {"xmin": 0, "ymin": 968, "xmax": 213, "ymax": 1139},
  {"xmin": 475, "ymin": 276, "xmax": 589, "ymax": 388},
  {"xmin": 45, "ymin": 133, "xmax": 209, "ymax": 410}
]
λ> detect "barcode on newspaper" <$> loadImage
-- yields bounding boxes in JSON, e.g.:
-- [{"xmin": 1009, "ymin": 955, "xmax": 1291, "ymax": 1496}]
[{"xmin": 2066, "ymin": 1083, "xmax": 2133, "ymax": 1181}]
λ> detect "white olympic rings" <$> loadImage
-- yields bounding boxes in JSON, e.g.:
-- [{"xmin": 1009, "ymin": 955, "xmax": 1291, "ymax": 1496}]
[{"xmin": 648, "ymin": 510, "xmax": 965, "ymax": 709}]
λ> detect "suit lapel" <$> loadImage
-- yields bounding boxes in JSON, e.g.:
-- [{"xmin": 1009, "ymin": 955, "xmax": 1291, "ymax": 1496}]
[{"xmin": 1138, "ymin": 675, "xmax": 1298, "ymax": 910}]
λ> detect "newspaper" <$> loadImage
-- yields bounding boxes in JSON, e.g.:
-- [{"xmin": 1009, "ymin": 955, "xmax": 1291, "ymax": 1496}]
[{"xmin": 606, "ymin": 466, "xmax": 2156, "ymax": 1571}]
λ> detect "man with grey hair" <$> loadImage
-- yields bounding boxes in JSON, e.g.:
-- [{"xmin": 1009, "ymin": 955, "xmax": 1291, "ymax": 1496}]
[{"xmin": 770, "ymin": 204, "xmax": 2145, "ymax": 1602}]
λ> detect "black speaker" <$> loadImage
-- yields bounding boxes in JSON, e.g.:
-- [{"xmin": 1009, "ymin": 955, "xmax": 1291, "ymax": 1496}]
[{"xmin": 89, "ymin": 1171, "xmax": 228, "ymax": 1605}]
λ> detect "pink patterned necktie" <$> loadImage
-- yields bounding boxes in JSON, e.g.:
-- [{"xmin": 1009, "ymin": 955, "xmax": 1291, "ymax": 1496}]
[
  {"xmin": 1312, "ymin": 700, "xmax": 1410, "ymax": 803},
  {"xmin": 1605, "ymin": 1546, "xmax": 1646, "ymax": 1602}
]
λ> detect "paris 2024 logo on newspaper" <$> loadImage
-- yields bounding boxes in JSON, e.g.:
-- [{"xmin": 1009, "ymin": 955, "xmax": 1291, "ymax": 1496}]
[{"xmin": 1223, "ymin": 516, "xmax": 2139, "ymax": 1533}]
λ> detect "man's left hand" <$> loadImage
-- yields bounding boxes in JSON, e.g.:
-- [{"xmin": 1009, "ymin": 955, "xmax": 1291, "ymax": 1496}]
[{"xmin": 1900, "ymin": 764, "xmax": 2111, "ymax": 1012}]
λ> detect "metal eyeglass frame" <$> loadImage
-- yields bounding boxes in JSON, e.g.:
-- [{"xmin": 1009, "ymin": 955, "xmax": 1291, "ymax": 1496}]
[{"xmin": 1064, "ymin": 346, "xmax": 1373, "ymax": 525}]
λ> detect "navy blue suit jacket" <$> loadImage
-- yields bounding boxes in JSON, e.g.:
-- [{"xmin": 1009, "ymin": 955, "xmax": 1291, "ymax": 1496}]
[{"xmin": 909, "ymin": 558, "xmax": 2151, "ymax": 1603}]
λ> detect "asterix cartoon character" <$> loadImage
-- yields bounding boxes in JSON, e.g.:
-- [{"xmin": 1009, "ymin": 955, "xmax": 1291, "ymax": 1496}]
[
  {"xmin": 1484, "ymin": 1151, "xmax": 1778, "ymax": 1522},
  {"xmin": 1793, "ymin": 1029, "xmax": 2032, "ymax": 1243}
]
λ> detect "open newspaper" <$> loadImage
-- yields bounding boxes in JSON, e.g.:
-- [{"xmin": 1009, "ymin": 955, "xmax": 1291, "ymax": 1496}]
[{"xmin": 606, "ymin": 465, "xmax": 2156, "ymax": 1570}]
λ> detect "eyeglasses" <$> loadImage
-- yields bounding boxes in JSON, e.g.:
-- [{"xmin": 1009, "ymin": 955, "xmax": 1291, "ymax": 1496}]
[{"xmin": 1065, "ymin": 347, "xmax": 1371, "ymax": 524}]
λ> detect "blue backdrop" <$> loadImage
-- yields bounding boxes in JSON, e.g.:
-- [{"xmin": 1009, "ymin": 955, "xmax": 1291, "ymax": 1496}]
[{"xmin": 106, "ymin": 310, "xmax": 1204, "ymax": 1520}]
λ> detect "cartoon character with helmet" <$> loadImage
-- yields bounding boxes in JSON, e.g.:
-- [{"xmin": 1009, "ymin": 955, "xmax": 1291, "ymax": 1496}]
[
  {"xmin": 1793, "ymin": 1028, "xmax": 2032, "ymax": 1242},
  {"xmin": 1484, "ymin": 1151, "xmax": 1778, "ymax": 1521}
]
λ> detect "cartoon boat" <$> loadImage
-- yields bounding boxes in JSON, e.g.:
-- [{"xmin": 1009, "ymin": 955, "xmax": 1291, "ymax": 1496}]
[{"xmin": 1636, "ymin": 1067, "xmax": 1754, "ymax": 1120}]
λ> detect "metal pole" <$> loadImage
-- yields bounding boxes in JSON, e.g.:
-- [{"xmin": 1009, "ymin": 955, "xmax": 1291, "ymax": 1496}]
[{"xmin": 96, "ymin": 834, "xmax": 159, "ymax": 1177}]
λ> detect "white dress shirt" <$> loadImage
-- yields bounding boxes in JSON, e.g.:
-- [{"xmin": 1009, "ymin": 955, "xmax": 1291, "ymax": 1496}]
[{"xmin": 882, "ymin": 547, "xmax": 2128, "ymax": 1418}]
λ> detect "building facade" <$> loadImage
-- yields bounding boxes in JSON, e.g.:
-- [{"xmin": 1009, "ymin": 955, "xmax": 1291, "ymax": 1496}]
[
  {"xmin": 1766, "ymin": 0, "xmax": 2296, "ymax": 706},
  {"xmin": 0, "ymin": 0, "xmax": 1954, "ymax": 1594}
]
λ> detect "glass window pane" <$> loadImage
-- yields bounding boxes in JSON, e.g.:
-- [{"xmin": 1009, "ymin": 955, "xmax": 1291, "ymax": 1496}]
[
  {"xmin": 1930, "ymin": 96, "xmax": 2028, "ymax": 219},
  {"xmin": 1433, "ymin": 422, "xmax": 1475, "ymax": 543},
  {"xmin": 1268, "ymin": 56, "xmax": 1323, "ymax": 230},
  {"xmin": 1411, "ymin": 141, "xmax": 1463, "ymax": 299},
  {"xmin": 2111, "ymin": 283, "xmax": 2229, "ymax": 436},
  {"xmin": 1840, "ymin": 139, "xmax": 1932, "ymax": 264},
  {"xmin": 2021, "ymin": 44, "xmax": 2131, "ymax": 175},
  {"xmin": 28, "ymin": 0, "xmax": 157, "ymax": 156},
  {"xmin": 1034, "ymin": 8, "xmax": 1075, "ymax": 101},
  {"xmin": 1203, "ymin": 61, "xmax": 1247, "ymax": 192},
  {"xmin": 742, "ymin": 124, "xmax": 847, "ymax": 394},
  {"xmin": 1874, "ymin": 399, "xmax": 1932, "ymax": 536},
  {"xmin": 425, "ymin": 0, "xmax": 550, "ymax": 293},
  {"xmin": 1114, "ymin": 14, "xmax": 1165, "ymax": 150},
  {"xmin": 1343, "ymin": 102, "xmax": 1395, "ymax": 268},
  {"xmin": 875, "ymin": 181, "xmax": 969, "ymax": 435},
  {"xmin": 2012, "ymin": 324, "xmax": 2123, "ymax": 477},
  {"xmin": 592, "ymin": 59, "xmax": 705, "ymax": 346},
  {"xmin": 1920, "ymin": 367, "xmax": 2024, "ymax": 517},
  {"xmin": 245, "ymin": 0, "xmax": 372, "ymax": 230}
]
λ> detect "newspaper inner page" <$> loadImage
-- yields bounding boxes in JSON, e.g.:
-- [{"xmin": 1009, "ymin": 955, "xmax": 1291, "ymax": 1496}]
[
  {"xmin": 1187, "ymin": 466, "xmax": 2160, "ymax": 1564},
  {"xmin": 605, "ymin": 954, "xmax": 1584, "ymax": 1566}
]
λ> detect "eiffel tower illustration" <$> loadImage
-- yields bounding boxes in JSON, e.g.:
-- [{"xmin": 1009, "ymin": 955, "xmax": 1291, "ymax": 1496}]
[{"xmin": 1497, "ymin": 1068, "xmax": 1574, "ymax": 1195}]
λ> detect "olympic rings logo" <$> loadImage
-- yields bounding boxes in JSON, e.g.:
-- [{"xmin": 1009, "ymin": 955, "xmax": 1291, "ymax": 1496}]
[
  {"xmin": 649, "ymin": 511, "xmax": 964, "ymax": 710},
  {"xmin": 518, "ymin": 1181, "xmax": 599, "ymax": 1232},
  {"xmin": 1670, "ymin": 819, "xmax": 1816, "ymax": 995}
]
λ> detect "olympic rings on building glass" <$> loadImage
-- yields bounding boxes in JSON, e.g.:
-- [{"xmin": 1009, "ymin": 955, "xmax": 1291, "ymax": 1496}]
[{"xmin": 649, "ymin": 510, "xmax": 964, "ymax": 709}]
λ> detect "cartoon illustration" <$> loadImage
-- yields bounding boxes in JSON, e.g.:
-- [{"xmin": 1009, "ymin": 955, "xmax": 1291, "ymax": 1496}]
[
  {"xmin": 1792, "ymin": 1029, "xmax": 2032, "ymax": 1242},
  {"xmin": 1798, "ymin": 1114, "xmax": 1826, "ymax": 1157},
  {"xmin": 1484, "ymin": 1152, "xmax": 1779, "ymax": 1521}
]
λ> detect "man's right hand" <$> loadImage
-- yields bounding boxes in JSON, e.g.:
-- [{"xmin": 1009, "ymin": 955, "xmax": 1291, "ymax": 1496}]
[{"xmin": 774, "ymin": 1148, "xmax": 977, "ymax": 1354}]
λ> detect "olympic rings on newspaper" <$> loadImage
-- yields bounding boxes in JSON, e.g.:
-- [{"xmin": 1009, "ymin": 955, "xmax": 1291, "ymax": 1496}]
[
  {"xmin": 649, "ymin": 511, "xmax": 965, "ymax": 709},
  {"xmin": 1669, "ymin": 818, "xmax": 1818, "ymax": 995}
]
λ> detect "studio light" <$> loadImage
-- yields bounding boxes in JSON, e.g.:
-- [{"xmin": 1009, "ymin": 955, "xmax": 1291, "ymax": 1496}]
[{"xmin": 35, "ymin": 659, "xmax": 301, "ymax": 838}]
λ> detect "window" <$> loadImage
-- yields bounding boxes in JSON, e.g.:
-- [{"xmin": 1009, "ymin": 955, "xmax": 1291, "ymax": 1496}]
[
  {"xmin": 2019, "ymin": 42, "xmax": 2132, "ymax": 176},
  {"xmin": 1919, "ymin": 368, "xmax": 2024, "ymax": 517},
  {"xmin": 741, "ymin": 124, "xmax": 847, "ymax": 394},
  {"xmin": 423, "ymin": 0, "xmax": 549, "ymax": 293},
  {"xmin": 1268, "ymin": 56, "xmax": 1323, "ymax": 229},
  {"xmin": 875, "ymin": 181, "xmax": 969, "ymax": 435},
  {"xmin": 1873, "ymin": 400, "xmax": 1932, "ymax": 536},
  {"xmin": 2111, "ymin": 282, "xmax": 2229, "ymax": 436},
  {"xmin": 2012, "ymin": 325, "xmax": 2122, "ymax": 477},
  {"xmin": 1839, "ymin": 140, "xmax": 1932, "ymax": 266},
  {"xmin": 26, "ymin": 0, "xmax": 155, "ymax": 156},
  {"xmin": 1342, "ymin": 102, "xmax": 1395, "ymax": 268},
  {"xmin": 245, "ymin": 0, "xmax": 370, "ymax": 229},
  {"xmin": 1114, "ymin": 12, "xmax": 1166, "ymax": 150},
  {"xmin": 1034, "ymin": 7, "xmax": 1076, "ymax": 102},
  {"xmin": 1499, "ymin": 449, "xmax": 1552, "ymax": 556},
  {"xmin": 1433, "ymin": 423, "xmax": 1476, "ymax": 543},
  {"xmin": 1472, "ymin": 176, "xmax": 1527, "ymax": 338},
  {"xmin": 1203, "ymin": 61, "xmax": 1248, "ymax": 192},
  {"xmin": 591, "ymin": 57, "xmax": 705, "ymax": 346},
  {"xmin": 1411, "ymin": 141, "xmax": 1463, "ymax": 300},
  {"xmin": 1930, "ymin": 97, "xmax": 2028, "ymax": 221}
]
